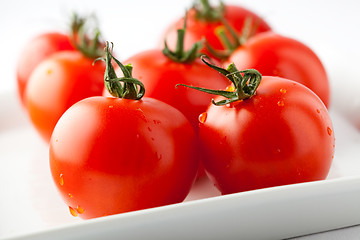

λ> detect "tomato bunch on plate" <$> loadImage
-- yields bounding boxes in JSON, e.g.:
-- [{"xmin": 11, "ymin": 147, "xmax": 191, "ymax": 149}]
[{"xmin": 17, "ymin": 0, "xmax": 334, "ymax": 219}]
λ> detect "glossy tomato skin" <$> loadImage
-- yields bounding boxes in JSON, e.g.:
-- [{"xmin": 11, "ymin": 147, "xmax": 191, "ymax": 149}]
[
  {"xmin": 199, "ymin": 77, "xmax": 335, "ymax": 194},
  {"xmin": 49, "ymin": 96, "xmax": 199, "ymax": 219},
  {"xmin": 227, "ymin": 32, "xmax": 330, "ymax": 107},
  {"xmin": 162, "ymin": 5, "xmax": 271, "ymax": 61},
  {"xmin": 25, "ymin": 51, "xmax": 105, "ymax": 142},
  {"xmin": 16, "ymin": 32, "xmax": 75, "ymax": 105},
  {"xmin": 114, "ymin": 50, "xmax": 229, "ymax": 132}
]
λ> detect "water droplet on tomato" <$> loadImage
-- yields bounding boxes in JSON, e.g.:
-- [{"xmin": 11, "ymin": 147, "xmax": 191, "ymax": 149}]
[
  {"xmin": 153, "ymin": 120, "xmax": 161, "ymax": 125},
  {"xmin": 316, "ymin": 109, "xmax": 320, "ymax": 113},
  {"xmin": 277, "ymin": 100, "xmax": 284, "ymax": 107},
  {"xmin": 69, "ymin": 206, "xmax": 78, "ymax": 217},
  {"xmin": 220, "ymin": 136, "xmax": 227, "ymax": 145},
  {"xmin": 68, "ymin": 193, "xmax": 73, "ymax": 198},
  {"xmin": 136, "ymin": 108, "xmax": 148, "ymax": 122},
  {"xmin": 76, "ymin": 206, "xmax": 85, "ymax": 214},
  {"xmin": 198, "ymin": 112, "xmax": 207, "ymax": 123},
  {"xmin": 327, "ymin": 127, "xmax": 332, "ymax": 136},
  {"xmin": 148, "ymin": 127, "xmax": 152, "ymax": 132},
  {"xmin": 109, "ymin": 105, "xmax": 113, "ymax": 109},
  {"xmin": 280, "ymin": 88, "xmax": 287, "ymax": 94},
  {"xmin": 59, "ymin": 174, "xmax": 64, "ymax": 186}
]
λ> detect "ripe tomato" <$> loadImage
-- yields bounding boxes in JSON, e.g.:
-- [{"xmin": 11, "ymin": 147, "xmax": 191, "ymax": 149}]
[
  {"xmin": 25, "ymin": 51, "xmax": 105, "ymax": 142},
  {"xmin": 200, "ymin": 77, "xmax": 334, "ymax": 194},
  {"xmin": 118, "ymin": 50, "xmax": 229, "ymax": 132},
  {"xmin": 50, "ymin": 97, "xmax": 198, "ymax": 219},
  {"xmin": 49, "ymin": 44, "xmax": 199, "ymax": 219},
  {"xmin": 161, "ymin": 1, "xmax": 271, "ymax": 61},
  {"xmin": 226, "ymin": 32, "xmax": 330, "ymax": 107},
  {"xmin": 180, "ymin": 59, "xmax": 335, "ymax": 194},
  {"xmin": 16, "ymin": 32, "xmax": 75, "ymax": 105}
]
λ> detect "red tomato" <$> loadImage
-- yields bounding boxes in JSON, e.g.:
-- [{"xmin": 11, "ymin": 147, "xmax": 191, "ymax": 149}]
[
  {"xmin": 25, "ymin": 51, "xmax": 105, "ymax": 142},
  {"xmin": 162, "ymin": 3, "xmax": 271, "ymax": 61},
  {"xmin": 227, "ymin": 32, "xmax": 330, "ymax": 107},
  {"xmin": 111, "ymin": 50, "xmax": 229, "ymax": 132},
  {"xmin": 199, "ymin": 76, "xmax": 335, "ymax": 194},
  {"xmin": 104, "ymin": 45, "xmax": 229, "ymax": 180},
  {"xmin": 16, "ymin": 32, "xmax": 75, "ymax": 105},
  {"xmin": 49, "ymin": 44, "xmax": 199, "ymax": 218}
]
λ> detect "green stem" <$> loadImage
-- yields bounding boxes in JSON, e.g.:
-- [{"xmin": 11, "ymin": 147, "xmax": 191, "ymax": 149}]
[
  {"xmin": 176, "ymin": 55, "xmax": 261, "ymax": 106},
  {"xmin": 162, "ymin": 12, "xmax": 202, "ymax": 63},
  {"xmin": 193, "ymin": 0, "xmax": 225, "ymax": 22},
  {"xmin": 206, "ymin": 16, "xmax": 258, "ymax": 60},
  {"xmin": 215, "ymin": 25, "xmax": 236, "ymax": 52},
  {"xmin": 99, "ymin": 42, "xmax": 145, "ymax": 100},
  {"xmin": 69, "ymin": 13, "xmax": 104, "ymax": 59}
]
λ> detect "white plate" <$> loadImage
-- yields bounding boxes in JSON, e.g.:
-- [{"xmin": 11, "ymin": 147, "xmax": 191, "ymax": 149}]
[
  {"xmin": 6, "ymin": 177, "xmax": 360, "ymax": 240},
  {"xmin": 1, "ymin": 88, "xmax": 360, "ymax": 240}
]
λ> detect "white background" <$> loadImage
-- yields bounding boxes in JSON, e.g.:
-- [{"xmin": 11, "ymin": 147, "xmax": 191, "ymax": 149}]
[{"xmin": 1, "ymin": 0, "xmax": 360, "ymax": 239}]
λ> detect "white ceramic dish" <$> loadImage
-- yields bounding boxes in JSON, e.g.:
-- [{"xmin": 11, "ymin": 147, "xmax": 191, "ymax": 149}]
[
  {"xmin": 1, "ymin": 89, "xmax": 360, "ymax": 240},
  {"xmin": 6, "ymin": 177, "xmax": 360, "ymax": 240}
]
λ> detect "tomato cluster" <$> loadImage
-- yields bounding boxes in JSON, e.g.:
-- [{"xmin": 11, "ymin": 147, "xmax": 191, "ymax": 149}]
[
  {"xmin": 18, "ymin": 14, "xmax": 106, "ymax": 142},
  {"xmin": 17, "ymin": 0, "xmax": 335, "ymax": 219}
]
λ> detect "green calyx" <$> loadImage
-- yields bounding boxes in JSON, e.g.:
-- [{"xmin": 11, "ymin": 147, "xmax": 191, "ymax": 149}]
[
  {"xmin": 97, "ymin": 42, "xmax": 145, "ymax": 100},
  {"xmin": 162, "ymin": 12, "xmax": 202, "ymax": 63},
  {"xmin": 192, "ymin": 0, "xmax": 260, "ymax": 60},
  {"xmin": 177, "ymin": 55, "xmax": 261, "ymax": 106},
  {"xmin": 207, "ymin": 17, "xmax": 257, "ymax": 60},
  {"xmin": 70, "ymin": 13, "xmax": 105, "ymax": 59},
  {"xmin": 193, "ymin": 0, "xmax": 225, "ymax": 22}
]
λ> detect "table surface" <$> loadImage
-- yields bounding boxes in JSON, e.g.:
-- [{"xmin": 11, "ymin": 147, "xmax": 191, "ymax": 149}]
[{"xmin": 1, "ymin": 0, "xmax": 360, "ymax": 239}]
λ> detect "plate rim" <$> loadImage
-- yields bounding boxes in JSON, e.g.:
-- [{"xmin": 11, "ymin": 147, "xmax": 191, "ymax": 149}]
[{"xmin": 5, "ymin": 175, "xmax": 360, "ymax": 240}]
